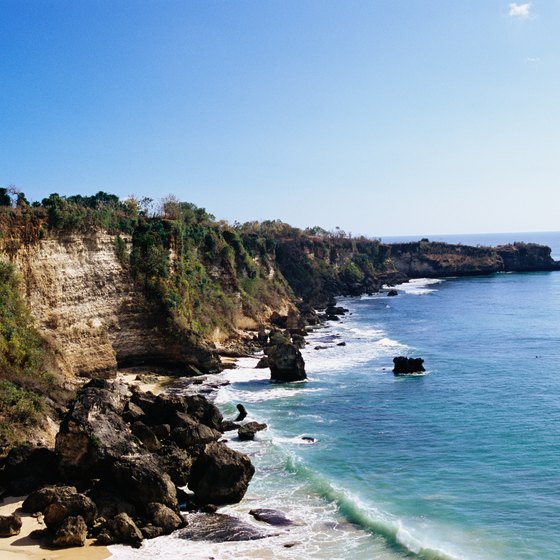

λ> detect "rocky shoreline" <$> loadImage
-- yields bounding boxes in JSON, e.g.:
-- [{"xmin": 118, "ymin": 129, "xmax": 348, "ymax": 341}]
[{"xmin": 0, "ymin": 304, "xmax": 324, "ymax": 556}]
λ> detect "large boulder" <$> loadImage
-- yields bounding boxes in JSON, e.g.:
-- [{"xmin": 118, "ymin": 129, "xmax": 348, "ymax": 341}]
[
  {"xmin": 0, "ymin": 513, "xmax": 22, "ymax": 537},
  {"xmin": 55, "ymin": 380, "xmax": 139, "ymax": 479},
  {"xmin": 156, "ymin": 445, "xmax": 193, "ymax": 486},
  {"xmin": 393, "ymin": 356, "xmax": 425, "ymax": 375},
  {"xmin": 238, "ymin": 422, "xmax": 267, "ymax": 441},
  {"xmin": 110, "ymin": 455, "xmax": 178, "ymax": 510},
  {"xmin": 188, "ymin": 442, "xmax": 255, "ymax": 505},
  {"xmin": 52, "ymin": 515, "xmax": 87, "ymax": 548},
  {"xmin": 0, "ymin": 445, "xmax": 59, "ymax": 495},
  {"xmin": 96, "ymin": 512, "xmax": 143, "ymax": 547},
  {"xmin": 172, "ymin": 424, "xmax": 221, "ymax": 449},
  {"xmin": 146, "ymin": 502, "xmax": 185, "ymax": 533},
  {"xmin": 268, "ymin": 343, "xmax": 306, "ymax": 382},
  {"xmin": 22, "ymin": 485, "xmax": 77, "ymax": 514},
  {"xmin": 43, "ymin": 492, "xmax": 97, "ymax": 530}
]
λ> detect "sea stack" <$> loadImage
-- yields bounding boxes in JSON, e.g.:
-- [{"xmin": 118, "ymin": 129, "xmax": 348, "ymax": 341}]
[
  {"xmin": 393, "ymin": 356, "xmax": 425, "ymax": 375},
  {"xmin": 268, "ymin": 343, "xmax": 307, "ymax": 382}
]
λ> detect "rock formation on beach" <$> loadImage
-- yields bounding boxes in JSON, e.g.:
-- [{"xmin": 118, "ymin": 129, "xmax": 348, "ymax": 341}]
[{"xmin": 0, "ymin": 379, "xmax": 254, "ymax": 548}]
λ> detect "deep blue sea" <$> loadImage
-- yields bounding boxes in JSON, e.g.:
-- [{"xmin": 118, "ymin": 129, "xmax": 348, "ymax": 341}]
[{"xmin": 111, "ymin": 232, "xmax": 560, "ymax": 560}]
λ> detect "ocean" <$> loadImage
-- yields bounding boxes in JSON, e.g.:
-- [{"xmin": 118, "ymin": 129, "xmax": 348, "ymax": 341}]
[{"xmin": 110, "ymin": 232, "xmax": 560, "ymax": 560}]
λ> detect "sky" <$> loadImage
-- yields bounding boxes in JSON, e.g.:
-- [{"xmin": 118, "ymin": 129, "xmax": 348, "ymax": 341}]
[{"xmin": 1, "ymin": 1, "xmax": 559, "ymax": 236}]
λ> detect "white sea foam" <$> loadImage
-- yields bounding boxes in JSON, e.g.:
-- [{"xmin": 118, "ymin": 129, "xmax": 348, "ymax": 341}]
[{"xmin": 385, "ymin": 278, "xmax": 444, "ymax": 296}]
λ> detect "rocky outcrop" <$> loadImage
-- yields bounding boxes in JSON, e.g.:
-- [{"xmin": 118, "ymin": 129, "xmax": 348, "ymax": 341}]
[
  {"xmin": 393, "ymin": 356, "xmax": 425, "ymax": 375},
  {"xmin": 238, "ymin": 422, "xmax": 267, "ymax": 441},
  {"xmin": 387, "ymin": 241, "xmax": 560, "ymax": 279},
  {"xmin": 497, "ymin": 243, "xmax": 560, "ymax": 272},
  {"xmin": 188, "ymin": 442, "xmax": 255, "ymax": 505},
  {"xmin": 6, "ymin": 380, "xmax": 254, "ymax": 548},
  {"xmin": 267, "ymin": 343, "xmax": 307, "ymax": 382}
]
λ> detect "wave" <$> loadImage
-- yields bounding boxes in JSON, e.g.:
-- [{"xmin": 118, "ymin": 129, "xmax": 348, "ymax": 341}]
[
  {"xmin": 284, "ymin": 455, "xmax": 464, "ymax": 560},
  {"xmin": 384, "ymin": 278, "xmax": 444, "ymax": 296}
]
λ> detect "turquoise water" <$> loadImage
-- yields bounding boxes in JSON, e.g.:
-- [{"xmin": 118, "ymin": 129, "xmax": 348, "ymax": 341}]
[
  {"xmin": 111, "ymin": 233, "xmax": 560, "ymax": 560},
  {"xmin": 212, "ymin": 271, "xmax": 560, "ymax": 560}
]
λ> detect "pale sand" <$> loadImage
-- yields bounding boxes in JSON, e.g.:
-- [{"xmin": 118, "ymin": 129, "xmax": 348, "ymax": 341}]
[
  {"xmin": 0, "ymin": 497, "xmax": 110, "ymax": 560},
  {"xmin": 116, "ymin": 371, "xmax": 171, "ymax": 395}
]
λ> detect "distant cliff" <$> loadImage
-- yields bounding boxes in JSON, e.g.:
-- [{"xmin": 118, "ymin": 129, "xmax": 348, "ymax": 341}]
[{"xmin": 386, "ymin": 240, "xmax": 560, "ymax": 279}]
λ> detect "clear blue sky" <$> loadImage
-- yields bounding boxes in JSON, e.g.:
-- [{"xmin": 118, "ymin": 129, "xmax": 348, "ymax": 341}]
[{"xmin": 1, "ymin": 1, "xmax": 559, "ymax": 236}]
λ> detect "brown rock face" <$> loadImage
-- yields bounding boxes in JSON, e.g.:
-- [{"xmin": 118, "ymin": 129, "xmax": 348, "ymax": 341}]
[
  {"xmin": 267, "ymin": 343, "xmax": 307, "ymax": 382},
  {"xmin": 188, "ymin": 442, "xmax": 255, "ymax": 505},
  {"xmin": 51, "ymin": 515, "xmax": 88, "ymax": 548},
  {"xmin": 2, "ymin": 231, "xmax": 218, "ymax": 378}
]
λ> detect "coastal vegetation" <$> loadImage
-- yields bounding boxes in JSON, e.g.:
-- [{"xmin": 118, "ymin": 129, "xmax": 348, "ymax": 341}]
[{"xmin": 0, "ymin": 262, "xmax": 68, "ymax": 447}]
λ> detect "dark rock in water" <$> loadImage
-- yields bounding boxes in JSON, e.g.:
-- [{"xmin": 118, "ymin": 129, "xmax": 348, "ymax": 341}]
[
  {"xmin": 314, "ymin": 345, "xmax": 328, "ymax": 350},
  {"xmin": 255, "ymin": 356, "xmax": 269, "ymax": 369},
  {"xmin": 220, "ymin": 420, "xmax": 241, "ymax": 432},
  {"xmin": 179, "ymin": 512, "xmax": 271, "ymax": 542},
  {"xmin": 249, "ymin": 508, "xmax": 294, "ymax": 526},
  {"xmin": 301, "ymin": 436, "xmax": 316, "ymax": 443},
  {"xmin": 52, "ymin": 515, "xmax": 87, "ymax": 548},
  {"xmin": 96, "ymin": 512, "xmax": 143, "ymax": 547},
  {"xmin": 387, "ymin": 289, "xmax": 398, "ymax": 297},
  {"xmin": 337, "ymin": 341, "xmax": 346, "ymax": 346},
  {"xmin": 298, "ymin": 302, "xmax": 320, "ymax": 325},
  {"xmin": 0, "ymin": 445, "xmax": 59, "ymax": 495},
  {"xmin": 146, "ymin": 502, "xmax": 185, "ymax": 533},
  {"xmin": 198, "ymin": 504, "xmax": 218, "ymax": 513},
  {"xmin": 238, "ymin": 422, "xmax": 267, "ymax": 441},
  {"xmin": 235, "ymin": 404, "xmax": 248, "ymax": 421},
  {"xmin": 393, "ymin": 356, "xmax": 425, "ymax": 375},
  {"xmin": 189, "ymin": 442, "xmax": 255, "ymax": 505},
  {"xmin": 325, "ymin": 305, "xmax": 347, "ymax": 316},
  {"xmin": 268, "ymin": 343, "xmax": 306, "ymax": 382},
  {"xmin": 326, "ymin": 314, "xmax": 340, "ymax": 321},
  {"xmin": 0, "ymin": 513, "xmax": 22, "ymax": 537}
]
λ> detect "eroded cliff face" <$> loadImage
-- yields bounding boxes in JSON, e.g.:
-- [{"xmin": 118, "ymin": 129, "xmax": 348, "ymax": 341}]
[
  {"xmin": 386, "ymin": 241, "xmax": 560, "ymax": 278},
  {"xmin": 1, "ymin": 232, "xmax": 211, "ymax": 378}
]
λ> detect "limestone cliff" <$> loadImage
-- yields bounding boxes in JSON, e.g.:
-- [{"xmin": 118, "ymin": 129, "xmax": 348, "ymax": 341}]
[{"xmin": 1, "ymin": 231, "xmax": 216, "ymax": 379}]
